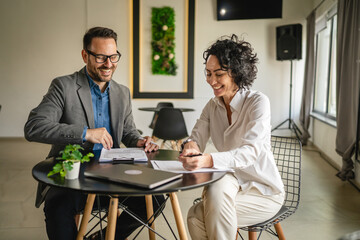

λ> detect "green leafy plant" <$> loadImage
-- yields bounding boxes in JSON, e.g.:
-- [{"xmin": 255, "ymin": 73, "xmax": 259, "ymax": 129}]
[
  {"xmin": 151, "ymin": 6, "xmax": 177, "ymax": 75},
  {"xmin": 47, "ymin": 144, "xmax": 94, "ymax": 178}
]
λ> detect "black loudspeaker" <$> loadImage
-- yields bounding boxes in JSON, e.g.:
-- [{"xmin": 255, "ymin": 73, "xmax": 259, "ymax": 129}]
[{"xmin": 276, "ymin": 24, "xmax": 302, "ymax": 61}]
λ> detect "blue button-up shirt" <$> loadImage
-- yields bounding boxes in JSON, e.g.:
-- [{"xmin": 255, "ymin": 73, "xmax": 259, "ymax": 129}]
[{"xmin": 82, "ymin": 70, "xmax": 112, "ymax": 150}]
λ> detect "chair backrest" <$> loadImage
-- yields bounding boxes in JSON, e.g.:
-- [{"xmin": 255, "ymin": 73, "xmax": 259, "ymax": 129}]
[
  {"xmin": 149, "ymin": 102, "xmax": 174, "ymax": 129},
  {"xmin": 271, "ymin": 135, "xmax": 302, "ymax": 218},
  {"xmin": 152, "ymin": 108, "xmax": 188, "ymax": 141},
  {"xmin": 238, "ymin": 137, "xmax": 302, "ymax": 240},
  {"xmin": 156, "ymin": 102, "xmax": 174, "ymax": 109}
]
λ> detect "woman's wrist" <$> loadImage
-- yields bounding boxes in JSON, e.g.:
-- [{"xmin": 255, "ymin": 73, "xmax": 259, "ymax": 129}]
[
  {"xmin": 181, "ymin": 138, "xmax": 198, "ymax": 151},
  {"xmin": 204, "ymin": 153, "xmax": 214, "ymax": 168}
]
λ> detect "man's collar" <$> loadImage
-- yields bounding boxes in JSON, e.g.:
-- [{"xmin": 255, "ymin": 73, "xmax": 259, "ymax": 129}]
[{"xmin": 85, "ymin": 68, "xmax": 110, "ymax": 93}]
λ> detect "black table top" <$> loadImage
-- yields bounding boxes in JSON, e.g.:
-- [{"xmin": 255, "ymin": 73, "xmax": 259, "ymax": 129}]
[
  {"xmin": 32, "ymin": 149, "xmax": 225, "ymax": 196},
  {"xmin": 138, "ymin": 107, "xmax": 194, "ymax": 112}
]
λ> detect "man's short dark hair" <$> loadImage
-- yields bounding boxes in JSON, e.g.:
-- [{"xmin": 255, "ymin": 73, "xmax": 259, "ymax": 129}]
[
  {"xmin": 203, "ymin": 34, "xmax": 259, "ymax": 90},
  {"xmin": 83, "ymin": 27, "xmax": 117, "ymax": 50}
]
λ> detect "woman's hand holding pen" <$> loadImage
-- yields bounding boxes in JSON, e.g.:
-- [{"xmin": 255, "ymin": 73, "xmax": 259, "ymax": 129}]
[{"xmin": 179, "ymin": 148, "xmax": 214, "ymax": 171}]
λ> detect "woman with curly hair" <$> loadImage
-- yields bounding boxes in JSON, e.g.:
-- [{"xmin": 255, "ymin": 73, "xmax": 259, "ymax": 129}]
[{"xmin": 179, "ymin": 34, "xmax": 285, "ymax": 239}]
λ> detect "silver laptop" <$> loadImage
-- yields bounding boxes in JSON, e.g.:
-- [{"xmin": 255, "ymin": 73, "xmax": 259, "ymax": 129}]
[{"xmin": 84, "ymin": 164, "xmax": 182, "ymax": 189}]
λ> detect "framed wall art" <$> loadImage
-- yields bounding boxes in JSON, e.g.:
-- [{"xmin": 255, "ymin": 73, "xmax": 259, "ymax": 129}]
[{"xmin": 132, "ymin": 0, "xmax": 195, "ymax": 99}]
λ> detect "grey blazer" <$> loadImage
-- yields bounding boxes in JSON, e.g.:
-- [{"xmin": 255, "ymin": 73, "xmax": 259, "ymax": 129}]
[{"xmin": 25, "ymin": 67, "xmax": 141, "ymax": 207}]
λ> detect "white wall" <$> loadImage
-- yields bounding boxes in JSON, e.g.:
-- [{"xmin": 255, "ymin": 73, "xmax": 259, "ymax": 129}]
[
  {"xmin": 0, "ymin": 0, "xmax": 314, "ymax": 138},
  {"xmin": 312, "ymin": 119, "xmax": 342, "ymax": 166},
  {"xmin": 134, "ymin": 0, "xmax": 314, "ymax": 137},
  {"xmin": 311, "ymin": 118, "xmax": 360, "ymax": 185}
]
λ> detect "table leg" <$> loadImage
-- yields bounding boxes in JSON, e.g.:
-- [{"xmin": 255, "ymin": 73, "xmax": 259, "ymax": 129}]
[
  {"xmin": 169, "ymin": 192, "xmax": 188, "ymax": 240},
  {"xmin": 145, "ymin": 195, "xmax": 156, "ymax": 240},
  {"xmin": 76, "ymin": 194, "xmax": 96, "ymax": 240},
  {"xmin": 106, "ymin": 196, "xmax": 119, "ymax": 240}
]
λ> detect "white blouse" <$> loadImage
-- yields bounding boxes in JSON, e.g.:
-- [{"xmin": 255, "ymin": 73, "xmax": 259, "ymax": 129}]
[{"xmin": 190, "ymin": 90, "xmax": 284, "ymax": 195}]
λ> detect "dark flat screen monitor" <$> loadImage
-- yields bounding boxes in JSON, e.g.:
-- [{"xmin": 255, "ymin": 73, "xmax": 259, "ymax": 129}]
[{"xmin": 217, "ymin": 0, "xmax": 282, "ymax": 21}]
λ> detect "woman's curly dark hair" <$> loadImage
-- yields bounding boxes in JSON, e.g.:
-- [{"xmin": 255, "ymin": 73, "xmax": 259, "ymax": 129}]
[{"xmin": 203, "ymin": 34, "xmax": 258, "ymax": 90}]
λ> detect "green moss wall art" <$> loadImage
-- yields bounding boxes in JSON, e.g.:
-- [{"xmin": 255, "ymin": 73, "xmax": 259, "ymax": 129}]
[{"xmin": 151, "ymin": 7, "xmax": 177, "ymax": 76}]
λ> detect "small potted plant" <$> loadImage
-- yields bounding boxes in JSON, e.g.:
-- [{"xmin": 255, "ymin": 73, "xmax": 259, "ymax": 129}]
[{"xmin": 47, "ymin": 144, "xmax": 94, "ymax": 179}]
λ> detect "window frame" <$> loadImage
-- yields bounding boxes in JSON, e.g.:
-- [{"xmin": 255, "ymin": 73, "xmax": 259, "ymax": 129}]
[{"xmin": 312, "ymin": 10, "xmax": 337, "ymax": 122}]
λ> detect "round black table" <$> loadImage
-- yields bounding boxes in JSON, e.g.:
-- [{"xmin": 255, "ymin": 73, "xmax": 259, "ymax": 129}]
[
  {"xmin": 32, "ymin": 149, "xmax": 225, "ymax": 240},
  {"xmin": 32, "ymin": 149, "xmax": 223, "ymax": 195}
]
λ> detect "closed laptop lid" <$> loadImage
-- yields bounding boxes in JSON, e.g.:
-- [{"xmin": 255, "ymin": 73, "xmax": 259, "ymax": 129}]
[{"xmin": 84, "ymin": 164, "xmax": 182, "ymax": 189}]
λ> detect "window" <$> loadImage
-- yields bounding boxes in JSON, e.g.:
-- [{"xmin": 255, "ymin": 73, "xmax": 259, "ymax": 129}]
[{"xmin": 313, "ymin": 11, "xmax": 337, "ymax": 120}]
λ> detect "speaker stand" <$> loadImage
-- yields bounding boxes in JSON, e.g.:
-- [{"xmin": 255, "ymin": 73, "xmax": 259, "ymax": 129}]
[{"xmin": 272, "ymin": 60, "xmax": 302, "ymax": 140}]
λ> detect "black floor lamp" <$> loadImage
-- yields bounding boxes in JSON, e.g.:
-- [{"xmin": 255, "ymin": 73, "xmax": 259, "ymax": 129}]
[{"xmin": 273, "ymin": 23, "xmax": 303, "ymax": 139}]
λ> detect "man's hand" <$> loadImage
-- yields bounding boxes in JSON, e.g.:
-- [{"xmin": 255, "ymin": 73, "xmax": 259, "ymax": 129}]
[
  {"xmin": 85, "ymin": 128, "xmax": 113, "ymax": 150},
  {"xmin": 136, "ymin": 136, "xmax": 159, "ymax": 152}
]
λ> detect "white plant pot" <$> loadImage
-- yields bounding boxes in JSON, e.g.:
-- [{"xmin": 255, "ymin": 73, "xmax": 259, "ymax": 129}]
[{"xmin": 64, "ymin": 160, "xmax": 80, "ymax": 179}]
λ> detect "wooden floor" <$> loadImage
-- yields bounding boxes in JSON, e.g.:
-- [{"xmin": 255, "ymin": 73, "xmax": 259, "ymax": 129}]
[{"xmin": 0, "ymin": 138, "xmax": 359, "ymax": 240}]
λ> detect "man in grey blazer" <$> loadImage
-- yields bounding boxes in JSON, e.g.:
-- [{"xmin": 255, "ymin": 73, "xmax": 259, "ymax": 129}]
[{"xmin": 24, "ymin": 27, "xmax": 163, "ymax": 240}]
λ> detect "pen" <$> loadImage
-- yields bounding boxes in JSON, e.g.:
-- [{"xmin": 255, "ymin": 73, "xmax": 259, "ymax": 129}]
[
  {"xmin": 113, "ymin": 157, "xmax": 135, "ymax": 161},
  {"xmin": 139, "ymin": 137, "xmax": 157, "ymax": 146},
  {"xmin": 187, "ymin": 153, "xmax": 203, "ymax": 157}
]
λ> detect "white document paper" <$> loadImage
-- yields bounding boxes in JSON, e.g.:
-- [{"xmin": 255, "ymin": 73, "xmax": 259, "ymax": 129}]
[
  {"xmin": 99, "ymin": 148, "xmax": 148, "ymax": 163},
  {"xmin": 151, "ymin": 160, "xmax": 234, "ymax": 173}
]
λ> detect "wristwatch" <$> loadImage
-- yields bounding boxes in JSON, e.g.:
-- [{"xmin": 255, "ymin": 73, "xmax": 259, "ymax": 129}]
[{"xmin": 181, "ymin": 138, "xmax": 196, "ymax": 151}]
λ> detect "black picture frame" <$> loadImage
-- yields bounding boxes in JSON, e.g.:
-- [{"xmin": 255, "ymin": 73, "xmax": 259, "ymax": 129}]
[{"xmin": 132, "ymin": 0, "xmax": 195, "ymax": 99}]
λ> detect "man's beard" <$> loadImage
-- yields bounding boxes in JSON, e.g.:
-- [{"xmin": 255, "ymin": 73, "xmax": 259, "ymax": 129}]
[{"xmin": 90, "ymin": 67, "xmax": 114, "ymax": 82}]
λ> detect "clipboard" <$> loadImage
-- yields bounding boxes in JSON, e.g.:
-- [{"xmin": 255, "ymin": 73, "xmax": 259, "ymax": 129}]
[{"xmin": 99, "ymin": 148, "xmax": 148, "ymax": 163}]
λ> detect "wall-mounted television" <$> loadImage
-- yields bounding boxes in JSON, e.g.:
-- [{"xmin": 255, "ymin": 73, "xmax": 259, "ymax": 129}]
[{"xmin": 217, "ymin": 0, "xmax": 283, "ymax": 21}]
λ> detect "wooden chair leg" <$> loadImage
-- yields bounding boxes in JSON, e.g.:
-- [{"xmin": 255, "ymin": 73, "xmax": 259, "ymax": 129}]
[
  {"xmin": 235, "ymin": 228, "xmax": 239, "ymax": 240},
  {"xmin": 177, "ymin": 140, "xmax": 182, "ymax": 151},
  {"xmin": 248, "ymin": 230, "xmax": 257, "ymax": 240},
  {"xmin": 274, "ymin": 222, "xmax": 286, "ymax": 240},
  {"xmin": 170, "ymin": 140, "xmax": 177, "ymax": 150},
  {"xmin": 160, "ymin": 140, "xmax": 165, "ymax": 149}
]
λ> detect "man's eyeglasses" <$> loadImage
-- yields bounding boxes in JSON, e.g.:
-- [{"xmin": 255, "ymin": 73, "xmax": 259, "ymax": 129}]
[{"xmin": 86, "ymin": 49, "xmax": 121, "ymax": 63}]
